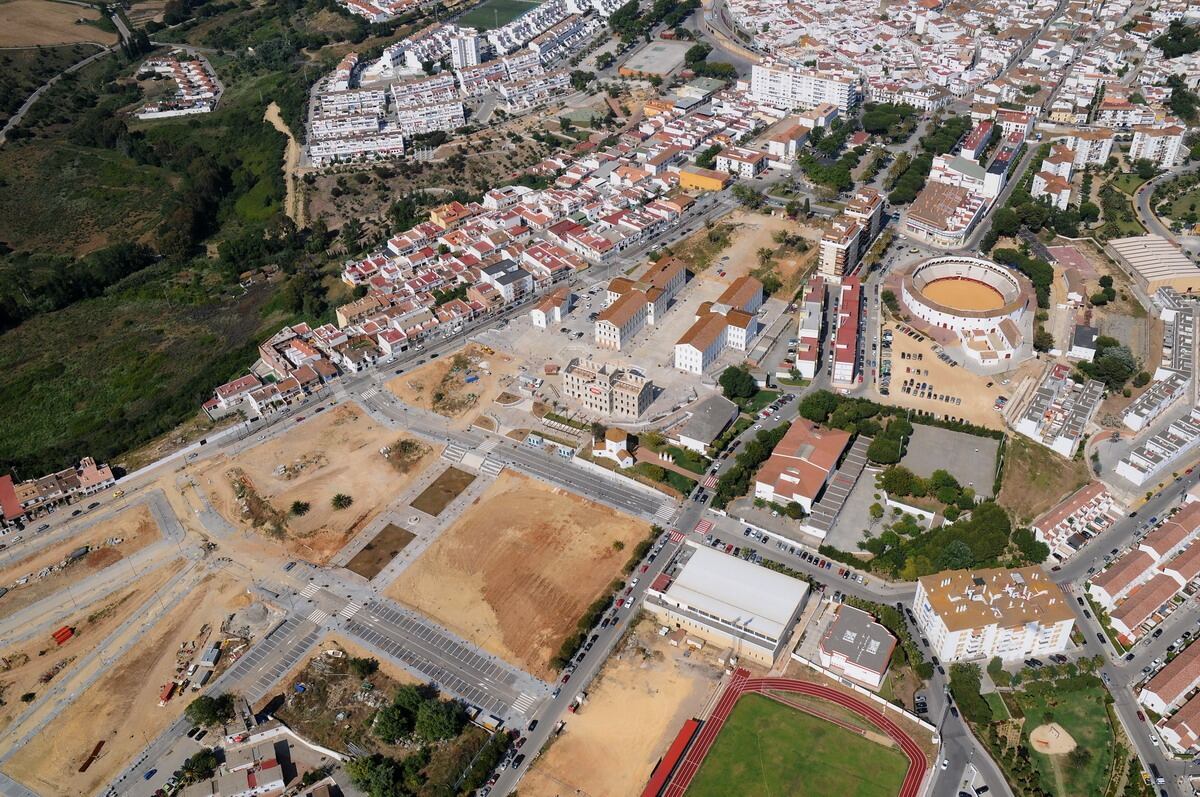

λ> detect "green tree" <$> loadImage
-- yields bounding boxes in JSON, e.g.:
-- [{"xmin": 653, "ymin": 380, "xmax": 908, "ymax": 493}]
[
  {"xmin": 798, "ymin": 390, "xmax": 839, "ymax": 423},
  {"xmin": 331, "ymin": 493, "xmax": 354, "ymax": 510},
  {"xmin": 414, "ymin": 698, "xmax": 467, "ymax": 742},
  {"xmin": 937, "ymin": 539, "xmax": 975, "ymax": 570},
  {"xmin": 346, "ymin": 754, "xmax": 406, "ymax": 797},
  {"xmin": 867, "ymin": 436, "xmax": 902, "ymax": 464},
  {"xmin": 718, "ymin": 365, "xmax": 758, "ymax": 399},
  {"xmin": 185, "ymin": 693, "xmax": 236, "ymax": 727},
  {"xmin": 181, "ymin": 749, "xmax": 218, "ymax": 782},
  {"xmin": 349, "ymin": 657, "xmax": 379, "ymax": 678},
  {"xmin": 373, "ymin": 704, "xmax": 414, "ymax": 742},
  {"xmin": 290, "ymin": 500, "xmax": 310, "ymax": 516}
]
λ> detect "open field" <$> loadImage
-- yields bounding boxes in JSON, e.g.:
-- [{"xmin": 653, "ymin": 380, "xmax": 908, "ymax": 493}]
[
  {"xmin": 0, "ymin": 0, "xmax": 117, "ymax": 46},
  {"xmin": 521, "ymin": 619, "xmax": 723, "ymax": 797},
  {"xmin": 997, "ymin": 434, "xmax": 1091, "ymax": 524},
  {"xmin": 1003, "ymin": 676, "xmax": 1117, "ymax": 797},
  {"xmin": 387, "ymin": 344, "xmax": 519, "ymax": 430},
  {"xmin": 193, "ymin": 404, "xmax": 440, "ymax": 563},
  {"xmin": 669, "ymin": 210, "xmax": 818, "ymax": 294},
  {"xmin": 2, "ymin": 570, "xmax": 250, "ymax": 796},
  {"xmin": 456, "ymin": 0, "xmax": 541, "ymax": 30},
  {"xmin": 0, "ymin": 562, "xmax": 176, "ymax": 734},
  {"xmin": 344, "ymin": 524, "xmax": 416, "ymax": 580},
  {"xmin": 385, "ymin": 472, "xmax": 649, "ymax": 678},
  {"xmin": 0, "ymin": 505, "xmax": 159, "ymax": 615},
  {"xmin": 688, "ymin": 692, "xmax": 910, "ymax": 797},
  {"xmin": 410, "ymin": 466, "xmax": 475, "ymax": 516}
]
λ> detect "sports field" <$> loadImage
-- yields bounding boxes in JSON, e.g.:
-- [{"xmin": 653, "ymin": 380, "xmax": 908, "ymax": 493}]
[
  {"xmin": 457, "ymin": 0, "xmax": 540, "ymax": 29},
  {"xmin": 687, "ymin": 693, "xmax": 910, "ymax": 797}
]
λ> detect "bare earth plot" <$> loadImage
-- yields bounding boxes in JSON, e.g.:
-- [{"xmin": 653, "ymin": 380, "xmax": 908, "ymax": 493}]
[
  {"xmin": 410, "ymin": 466, "xmax": 475, "ymax": 516},
  {"xmin": 0, "ymin": 562, "xmax": 176, "ymax": 734},
  {"xmin": 0, "ymin": 0, "xmax": 118, "ymax": 46},
  {"xmin": 0, "ymin": 504, "xmax": 159, "ymax": 614},
  {"xmin": 521, "ymin": 620, "xmax": 724, "ymax": 797},
  {"xmin": 344, "ymin": 524, "xmax": 416, "ymax": 580},
  {"xmin": 191, "ymin": 403, "xmax": 439, "ymax": 563},
  {"xmin": 385, "ymin": 472, "xmax": 649, "ymax": 678},
  {"xmin": 2, "ymin": 570, "xmax": 249, "ymax": 796},
  {"xmin": 387, "ymin": 344, "xmax": 519, "ymax": 430}
]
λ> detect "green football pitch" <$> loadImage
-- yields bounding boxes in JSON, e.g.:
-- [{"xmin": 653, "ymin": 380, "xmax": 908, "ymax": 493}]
[{"xmin": 456, "ymin": 0, "xmax": 542, "ymax": 30}]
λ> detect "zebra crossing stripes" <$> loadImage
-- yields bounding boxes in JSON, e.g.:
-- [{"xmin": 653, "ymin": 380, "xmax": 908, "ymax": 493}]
[
  {"xmin": 693, "ymin": 519, "xmax": 714, "ymax": 537},
  {"xmin": 480, "ymin": 457, "xmax": 504, "ymax": 477},
  {"xmin": 668, "ymin": 528, "xmax": 685, "ymax": 543},
  {"xmin": 702, "ymin": 475, "xmax": 718, "ymax": 489},
  {"xmin": 654, "ymin": 503, "xmax": 676, "ymax": 523},
  {"xmin": 300, "ymin": 583, "xmax": 320, "ymax": 598},
  {"xmin": 478, "ymin": 438, "xmax": 498, "ymax": 455},
  {"xmin": 361, "ymin": 387, "xmax": 379, "ymax": 400},
  {"xmin": 511, "ymin": 692, "xmax": 536, "ymax": 714},
  {"xmin": 307, "ymin": 608, "xmax": 331, "ymax": 625},
  {"xmin": 442, "ymin": 443, "xmax": 468, "ymax": 463},
  {"xmin": 340, "ymin": 601, "xmax": 362, "ymax": 620}
]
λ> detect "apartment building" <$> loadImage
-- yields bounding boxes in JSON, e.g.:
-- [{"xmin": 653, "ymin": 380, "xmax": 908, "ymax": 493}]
[
  {"xmin": 594, "ymin": 256, "xmax": 687, "ymax": 350},
  {"xmin": 1013, "ymin": 363, "xmax": 1105, "ymax": 458},
  {"xmin": 819, "ymin": 218, "xmax": 863, "ymax": 282},
  {"xmin": 395, "ymin": 100, "xmax": 465, "ymax": 135},
  {"xmin": 715, "ymin": 147, "xmax": 768, "ymax": 179},
  {"xmin": 913, "ymin": 567, "xmax": 1075, "ymax": 662},
  {"xmin": 817, "ymin": 605, "xmax": 897, "ymax": 690},
  {"xmin": 562, "ymin": 357, "xmax": 654, "ymax": 418},
  {"xmin": 792, "ymin": 276, "xmax": 825, "ymax": 379},
  {"xmin": 904, "ymin": 182, "xmax": 987, "ymax": 247},
  {"xmin": 1090, "ymin": 503, "xmax": 1200, "ymax": 608},
  {"xmin": 674, "ymin": 276, "xmax": 763, "ymax": 374},
  {"xmin": 1141, "ymin": 639, "xmax": 1200, "ymax": 714},
  {"xmin": 1130, "ymin": 124, "xmax": 1186, "ymax": 168},
  {"xmin": 449, "ymin": 30, "xmax": 481, "ymax": 69},
  {"xmin": 1031, "ymin": 481, "xmax": 1121, "ymax": 561},
  {"xmin": 749, "ymin": 62, "xmax": 860, "ymax": 113},
  {"xmin": 832, "ymin": 277, "xmax": 862, "ymax": 385},
  {"xmin": 0, "ymin": 457, "xmax": 117, "ymax": 526},
  {"xmin": 479, "ymin": 259, "xmax": 533, "ymax": 302}
]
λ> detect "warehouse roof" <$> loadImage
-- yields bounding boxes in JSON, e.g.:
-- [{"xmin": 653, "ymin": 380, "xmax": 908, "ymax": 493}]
[
  {"xmin": 661, "ymin": 543, "xmax": 808, "ymax": 641},
  {"xmin": 1109, "ymin": 236, "xmax": 1199, "ymax": 285}
]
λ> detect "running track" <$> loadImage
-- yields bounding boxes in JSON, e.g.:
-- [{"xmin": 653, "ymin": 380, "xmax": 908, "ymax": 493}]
[{"xmin": 660, "ymin": 671, "xmax": 929, "ymax": 797}]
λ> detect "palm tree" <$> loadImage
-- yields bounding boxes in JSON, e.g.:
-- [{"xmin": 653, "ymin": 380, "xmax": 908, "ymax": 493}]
[{"xmin": 331, "ymin": 493, "xmax": 353, "ymax": 510}]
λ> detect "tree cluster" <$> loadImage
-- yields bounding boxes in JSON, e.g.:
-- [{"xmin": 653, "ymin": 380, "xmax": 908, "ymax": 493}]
[
  {"xmin": 373, "ymin": 683, "xmax": 469, "ymax": 744},
  {"xmin": 185, "ymin": 693, "xmax": 236, "ymax": 727},
  {"xmin": 1075, "ymin": 335, "xmax": 1137, "ymax": 389},
  {"xmin": 718, "ymin": 365, "xmax": 758, "ymax": 400}
]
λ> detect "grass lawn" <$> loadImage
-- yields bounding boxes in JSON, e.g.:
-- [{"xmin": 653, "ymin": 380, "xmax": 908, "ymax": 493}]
[
  {"xmin": 996, "ymin": 434, "xmax": 1090, "ymax": 524},
  {"xmin": 456, "ymin": 0, "xmax": 541, "ymax": 29},
  {"xmin": 1112, "ymin": 172, "xmax": 1149, "ymax": 195},
  {"xmin": 736, "ymin": 389, "xmax": 781, "ymax": 415},
  {"xmin": 983, "ymin": 692, "xmax": 1009, "ymax": 719},
  {"xmin": 666, "ymin": 445, "xmax": 710, "ymax": 475},
  {"xmin": 1007, "ymin": 676, "xmax": 1117, "ymax": 797},
  {"xmin": 1165, "ymin": 184, "xmax": 1200, "ymax": 225},
  {"xmin": 688, "ymin": 693, "xmax": 910, "ymax": 797}
]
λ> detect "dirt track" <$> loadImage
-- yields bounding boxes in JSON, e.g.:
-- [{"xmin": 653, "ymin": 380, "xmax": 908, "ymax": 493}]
[
  {"xmin": 263, "ymin": 102, "xmax": 305, "ymax": 227},
  {"xmin": 385, "ymin": 472, "xmax": 649, "ymax": 678}
]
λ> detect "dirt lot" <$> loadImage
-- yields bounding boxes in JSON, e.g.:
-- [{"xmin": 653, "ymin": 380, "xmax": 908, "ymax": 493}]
[
  {"xmin": 521, "ymin": 619, "xmax": 724, "ymax": 797},
  {"xmin": 345, "ymin": 524, "xmax": 416, "ymax": 580},
  {"xmin": 191, "ymin": 404, "xmax": 440, "ymax": 563},
  {"xmin": 387, "ymin": 344, "xmax": 519, "ymax": 429},
  {"xmin": 2, "ymin": 570, "xmax": 250, "ymax": 796},
  {"xmin": 0, "ymin": 505, "xmax": 160, "ymax": 614},
  {"xmin": 410, "ymin": 466, "xmax": 475, "ymax": 516},
  {"xmin": 880, "ymin": 322, "xmax": 1041, "ymax": 430},
  {"xmin": 998, "ymin": 434, "xmax": 1092, "ymax": 524},
  {"xmin": 0, "ymin": 0, "xmax": 118, "ymax": 46},
  {"xmin": 0, "ymin": 562, "xmax": 177, "ymax": 735},
  {"xmin": 385, "ymin": 472, "xmax": 649, "ymax": 678}
]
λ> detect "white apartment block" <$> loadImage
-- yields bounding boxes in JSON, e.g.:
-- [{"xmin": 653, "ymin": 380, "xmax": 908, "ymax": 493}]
[
  {"xmin": 673, "ymin": 276, "xmax": 762, "ymax": 374},
  {"xmin": 309, "ymin": 130, "xmax": 405, "ymax": 166},
  {"xmin": 498, "ymin": 70, "xmax": 571, "ymax": 112},
  {"xmin": 1130, "ymin": 124, "xmax": 1186, "ymax": 169},
  {"xmin": 715, "ymin": 147, "xmax": 768, "ymax": 179},
  {"xmin": 395, "ymin": 100, "xmax": 466, "ymax": 135},
  {"xmin": 913, "ymin": 567, "xmax": 1075, "ymax": 662},
  {"xmin": 819, "ymin": 218, "xmax": 862, "ymax": 282},
  {"xmin": 1031, "ymin": 481, "xmax": 1121, "ymax": 561},
  {"xmin": 750, "ymin": 62, "xmax": 860, "ymax": 113},
  {"xmin": 449, "ymin": 31, "xmax": 482, "ymax": 69},
  {"xmin": 1064, "ymin": 128, "xmax": 1115, "ymax": 167}
]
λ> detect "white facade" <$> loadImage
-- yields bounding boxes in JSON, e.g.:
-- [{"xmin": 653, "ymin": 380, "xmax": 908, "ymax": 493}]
[
  {"xmin": 449, "ymin": 32, "xmax": 482, "ymax": 69},
  {"xmin": 1130, "ymin": 125, "xmax": 1186, "ymax": 169},
  {"xmin": 750, "ymin": 62, "xmax": 860, "ymax": 113}
]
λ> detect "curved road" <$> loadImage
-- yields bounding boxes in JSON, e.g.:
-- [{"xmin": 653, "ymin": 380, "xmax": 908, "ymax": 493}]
[{"xmin": 0, "ymin": 45, "xmax": 112, "ymax": 146}]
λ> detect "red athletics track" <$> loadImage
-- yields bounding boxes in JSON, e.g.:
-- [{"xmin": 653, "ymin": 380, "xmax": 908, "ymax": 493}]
[{"xmin": 660, "ymin": 671, "xmax": 929, "ymax": 797}]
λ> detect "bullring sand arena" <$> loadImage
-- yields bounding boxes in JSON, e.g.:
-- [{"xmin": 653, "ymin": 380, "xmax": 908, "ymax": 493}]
[{"xmin": 920, "ymin": 277, "xmax": 1006, "ymax": 312}]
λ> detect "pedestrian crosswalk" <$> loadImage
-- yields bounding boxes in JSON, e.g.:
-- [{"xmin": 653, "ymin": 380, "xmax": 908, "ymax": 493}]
[
  {"xmin": 654, "ymin": 503, "xmax": 676, "ymax": 523},
  {"xmin": 340, "ymin": 601, "xmax": 362, "ymax": 620},
  {"xmin": 512, "ymin": 692, "xmax": 536, "ymax": 714},
  {"xmin": 693, "ymin": 519, "xmax": 714, "ymax": 537},
  {"xmin": 480, "ymin": 456, "xmax": 504, "ymax": 477},
  {"xmin": 702, "ymin": 475, "xmax": 718, "ymax": 489},
  {"xmin": 361, "ymin": 387, "xmax": 379, "ymax": 400},
  {"xmin": 478, "ymin": 438, "xmax": 498, "ymax": 455},
  {"xmin": 442, "ymin": 443, "xmax": 468, "ymax": 463},
  {"xmin": 668, "ymin": 528, "xmax": 685, "ymax": 543},
  {"xmin": 300, "ymin": 583, "xmax": 320, "ymax": 598},
  {"xmin": 307, "ymin": 608, "xmax": 331, "ymax": 625}
]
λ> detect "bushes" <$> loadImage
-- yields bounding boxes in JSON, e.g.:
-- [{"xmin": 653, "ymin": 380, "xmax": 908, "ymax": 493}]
[
  {"xmin": 844, "ymin": 596, "xmax": 933, "ymax": 680},
  {"xmin": 992, "ymin": 248, "xmax": 1054, "ymax": 308},
  {"xmin": 373, "ymin": 683, "xmax": 467, "ymax": 744},
  {"xmin": 712, "ymin": 424, "xmax": 790, "ymax": 509},
  {"xmin": 948, "ymin": 663, "xmax": 993, "ymax": 723},
  {"xmin": 550, "ymin": 586, "xmax": 619, "ymax": 670}
]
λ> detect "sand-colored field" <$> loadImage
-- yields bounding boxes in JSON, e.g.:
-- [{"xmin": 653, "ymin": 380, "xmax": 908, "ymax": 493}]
[
  {"xmin": 3, "ymin": 570, "xmax": 248, "ymax": 796},
  {"xmin": 385, "ymin": 472, "xmax": 649, "ymax": 678},
  {"xmin": 1031, "ymin": 722, "xmax": 1077, "ymax": 754},
  {"xmin": 0, "ymin": 0, "xmax": 118, "ymax": 46},
  {"xmin": 881, "ymin": 322, "xmax": 1037, "ymax": 430},
  {"xmin": 0, "ymin": 504, "xmax": 159, "ymax": 614},
  {"xmin": 192, "ymin": 404, "xmax": 440, "ymax": 563},
  {"xmin": 921, "ymin": 278, "xmax": 1004, "ymax": 311},
  {"xmin": 387, "ymin": 344, "xmax": 520, "ymax": 430},
  {"xmin": 679, "ymin": 209, "xmax": 819, "ymax": 295},
  {"xmin": 521, "ymin": 621, "xmax": 723, "ymax": 797},
  {"xmin": 0, "ymin": 563, "xmax": 176, "ymax": 735}
]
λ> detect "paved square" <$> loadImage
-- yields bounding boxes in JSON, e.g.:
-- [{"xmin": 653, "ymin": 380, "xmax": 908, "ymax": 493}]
[{"xmin": 899, "ymin": 425, "xmax": 1000, "ymax": 498}]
